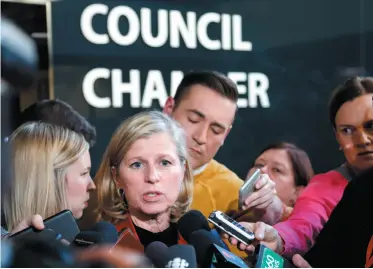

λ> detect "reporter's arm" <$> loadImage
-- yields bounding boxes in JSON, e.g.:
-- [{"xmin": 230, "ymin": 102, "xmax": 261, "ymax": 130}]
[{"xmin": 273, "ymin": 173, "xmax": 347, "ymax": 258}]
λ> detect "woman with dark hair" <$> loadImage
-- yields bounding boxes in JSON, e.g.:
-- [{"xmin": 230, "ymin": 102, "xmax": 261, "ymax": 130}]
[
  {"xmin": 247, "ymin": 142, "xmax": 314, "ymax": 219},
  {"xmin": 224, "ymin": 76, "xmax": 373, "ymax": 261}
]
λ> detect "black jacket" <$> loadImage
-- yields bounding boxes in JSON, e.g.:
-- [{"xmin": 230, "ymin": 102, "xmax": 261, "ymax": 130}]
[{"xmin": 305, "ymin": 168, "xmax": 373, "ymax": 267}]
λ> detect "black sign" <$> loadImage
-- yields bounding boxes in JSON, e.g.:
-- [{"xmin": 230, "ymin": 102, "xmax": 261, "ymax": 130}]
[{"xmin": 50, "ymin": 0, "xmax": 373, "ymax": 177}]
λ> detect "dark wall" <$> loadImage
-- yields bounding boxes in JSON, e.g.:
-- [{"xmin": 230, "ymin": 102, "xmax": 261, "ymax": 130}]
[{"xmin": 50, "ymin": 0, "xmax": 373, "ymax": 178}]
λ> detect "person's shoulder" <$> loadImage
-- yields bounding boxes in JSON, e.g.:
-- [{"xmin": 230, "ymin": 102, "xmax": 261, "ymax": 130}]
[
  {"xmin": 309, "ymin": 169, "xmax": 349, "ymax": 187},
  {"xmin": 345, "ymin": 167, "xmax": 373, "ymax": 195},
  {"xmin": 202, "ymin": 159, "xmax": 243, "ymax": 186},
  {"xmin": 299, "ymin": 169, "xmax": 348, "ymax": 198}
]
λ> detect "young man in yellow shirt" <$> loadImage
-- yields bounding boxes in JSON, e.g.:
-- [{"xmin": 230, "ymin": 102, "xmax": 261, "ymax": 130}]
[{"xmin": 163, "ymin": 71, "xmax": 283, "ymax": 224}]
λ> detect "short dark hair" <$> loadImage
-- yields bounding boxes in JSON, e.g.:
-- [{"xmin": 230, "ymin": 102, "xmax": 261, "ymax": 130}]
[
  {"xmin": 19, "ymin": 99, "xmax": 97, "ymax": 147},
  {"xmin": 173, "ymin": 71, "xmax": 238, "ymax": 107},
  {"xmin": 256, "ymin": 142, "xmax": 314, "ymax": 187},
  {"xmin": 329, "ymin": 76, "xmax": 373, "ymax": 128}
]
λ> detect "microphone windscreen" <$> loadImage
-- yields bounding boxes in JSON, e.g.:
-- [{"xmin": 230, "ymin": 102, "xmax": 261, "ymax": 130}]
[
  {"xmin": 91, "ymin": 222, "xmax": 118, "ymax": 244},
  {"xmin": 1, "ymin": 16, "xmax": 38, "ymax": 89},
  {"xmin": 177, "ymin": 210, "xmax": 211, "ymax": 242},
  {"xmin": 144, "ymin": 241, "xmax": 169, "ymax": 268},
  {"xmin": 165, "ymin": 244, "xmax": 197, "ymax": 268},
  {"xmin": 188, "ymin": 229, "xmax": 220, "ymax": 267}
]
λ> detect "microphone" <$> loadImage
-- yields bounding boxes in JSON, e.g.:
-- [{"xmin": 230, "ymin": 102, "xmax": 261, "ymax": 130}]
[
  {"xmin": 145, "ymin": 242, "xmax": 197, "ymax": 268},
  {"xmin": 177, "ymin": 210, "xmax": 230, "ymax": 250},
  {"xmin": 164, "ymin": 245, "xmax": 197, "ymax": 268},
  {"xmin": 255, "ymin": 244, "xmax": 295, "ymax": 268},
  {"xmin": 72, "ymin": 222, "xmax": 118, "ymax": 248},
  {"xmin": 91, "ymin": 222, "xmax": 119, "ymax": 243},
  {"xmin": 144, "ymin": 241, "xmax": 169, "ymax": 268},
  {"xmin": 189, "ymin": 230, "xmax": 248, "ymax": 268},
  {"xmin": 5, "ymin": 235, "xmax": 77, "ymax": 267},
  {"xmin": 177, "ymin": 210, "xmax": 211, "ymax": 241}
]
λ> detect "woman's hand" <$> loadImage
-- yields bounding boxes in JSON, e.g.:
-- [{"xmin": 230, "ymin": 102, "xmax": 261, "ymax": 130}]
[
  {"xmin": 10, "ymin": 214, "xmax": 45, "ymax": 235},
  {"xmin": 242, "ymin": 174, "xmax": 277, "ymax": 211}
]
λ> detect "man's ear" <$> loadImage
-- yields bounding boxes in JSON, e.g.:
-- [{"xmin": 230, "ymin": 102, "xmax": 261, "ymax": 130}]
[{"xmin": 163, "ymin": 97, "xmax": 175, "ymax": 115}]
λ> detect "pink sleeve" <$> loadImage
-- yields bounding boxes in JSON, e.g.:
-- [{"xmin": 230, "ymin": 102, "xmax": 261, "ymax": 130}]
[{"xmin": 274, "ymin": 171, "xmax": 348, "ymax": 258}]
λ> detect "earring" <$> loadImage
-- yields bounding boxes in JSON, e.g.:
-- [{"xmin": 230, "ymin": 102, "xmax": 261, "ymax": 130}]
[{"xmin": 119, "ymin": 188, "xmax": 128, "ymax": 209}]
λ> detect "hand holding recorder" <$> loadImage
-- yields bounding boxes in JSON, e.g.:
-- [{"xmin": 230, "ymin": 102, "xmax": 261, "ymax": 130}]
[
  {"xmin": 239, "ymin": 169, "xmax": 277, "ymax": 211},
  {"xmin": 221, "ymin": 220, "xmax": 283, "ymax": 256}
]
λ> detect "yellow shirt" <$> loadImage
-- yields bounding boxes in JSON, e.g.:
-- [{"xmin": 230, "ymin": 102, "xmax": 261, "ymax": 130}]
[
  {"xmin": 190, "ymin": 160, "xmax": 250, "ymax": 258},
  {"xmin": 191, "ymin": 159, "xmax": 244, "ymax": 218}
]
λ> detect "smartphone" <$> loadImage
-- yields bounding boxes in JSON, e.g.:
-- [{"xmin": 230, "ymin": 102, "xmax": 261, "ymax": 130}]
[
  {"xmin": 207, "ymin": 210, "xmax": 255, "ymax": 245},
  {"xmin": 238, "ymin": 168, "xmax": 261, "ymax": 209},
  {"xmin": 10, "ymin": 210, "xmax": 80, "ymax": 242}
]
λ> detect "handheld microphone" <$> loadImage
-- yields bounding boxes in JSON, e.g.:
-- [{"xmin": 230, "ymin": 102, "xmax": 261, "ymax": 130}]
[
  {"xmin": 144, "ymin": 241, "xmax": 170, "ymax": 268},
  {"xmin": 145, "ymin": 242, "xmax": 197, "ymax": 268},
  {"xmin": 189, "ymin": 229, "xmax": 248, "ymax": 268},
  {"xmin": 5, "ymin": 235, "xmax": 76, "ymax": 267},
  {"xmin": 72, "ymin": 222, "xmax": 118, "ymax": 248},
  {"xmin": 177, "ymin": 210, "xmax": 211, "ymax": 241},
  {"xmin": 91, "ymin": 222, "xmax": 119, "ymax": 243},
  {"xmin": 164, "ymin": 245, "xmax": 197, "ymax": 268},
  {"xmin": 255, "ymin": 244, "xmax": 295, "ymax": 268},
  {"xmin": 177, "ymin": 210, "xmax": 230, "ymax": 250}
]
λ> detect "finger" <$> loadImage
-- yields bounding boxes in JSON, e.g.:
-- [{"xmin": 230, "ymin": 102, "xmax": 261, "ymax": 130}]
[
  {"xmin": 255, "ymin": 176, "xmax": 268, "ymax": 189},
  {"xmin": 238, "ymin": 242, "xmax": 247, "ymax": 251},
  {"xmin": 245, "ymin": 245, "xmax": 255, "ymax": 255},
  {"xmin": 229, "ymin": 237, "xmax": 238, "ymax": 246},
  {"xmin": 244, "ymin": 190, "xmax": 264, "ymax": 206},
  {"xmin": 292, "ymin": 254, "xmax": 311, "ymax": 268},
  {"xmin": 31, "ymin": 214, "xmax": 45, "ymax": 230},
  {"xmin": 246, "ymin": 188, "xmax": 273, "ymax": 208},
  {"xmin": 252, "ymin": 199, "xmax": 273, "ymax": 210},
  {"xmin": 248, "ymin": 191, "xmax": 274, "ymax": 208},
  {"xmin": 222, "ymin": 233, "xmax": 229, "ymax": 239},
  {"xmin": 254, "ymin": 222, "xmax": 266, "ymax": 240}
]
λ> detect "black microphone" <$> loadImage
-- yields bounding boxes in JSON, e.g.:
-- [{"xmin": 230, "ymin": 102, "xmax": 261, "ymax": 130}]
[
  {"xmin": 144, "ymin": 241, "xmax": 169, "ymax": 268},
  {"xmin": 164, "ymin": 245, "xmax": 197, "ymax": 268},
  {"xmin": 91, "ymin": 222, "xmax": 118, "ymax": 243},
  {"xmin": 189, "ymin": 230, "xmax": 248, "ymax": 268},
  {"xmin": 177, "ymin": 210, "xmax": 211, "ymax": 241},
  {"xmin": 178, "ymin": 210, "xmax": 230, "ymax": 250},
  {"xmin": 145, "ymin": 242, "xmax": 197, "ymax": 268},
  {"xmin": 5, "ymin": 235, "xmax": 76, "ymax": 267},
  {"xmin": 72, "ymin": 222, "xmax": 118, "ymax": 248}
]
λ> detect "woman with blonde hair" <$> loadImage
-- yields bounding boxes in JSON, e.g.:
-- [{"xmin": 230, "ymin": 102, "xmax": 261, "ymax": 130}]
[
  {"xmin": 94, "ymin": 110, "xmax": 193, "ymax": 248},
  {"xmin": 3, "ymin": 122, "xmax": 95, "ymax": 233}
]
